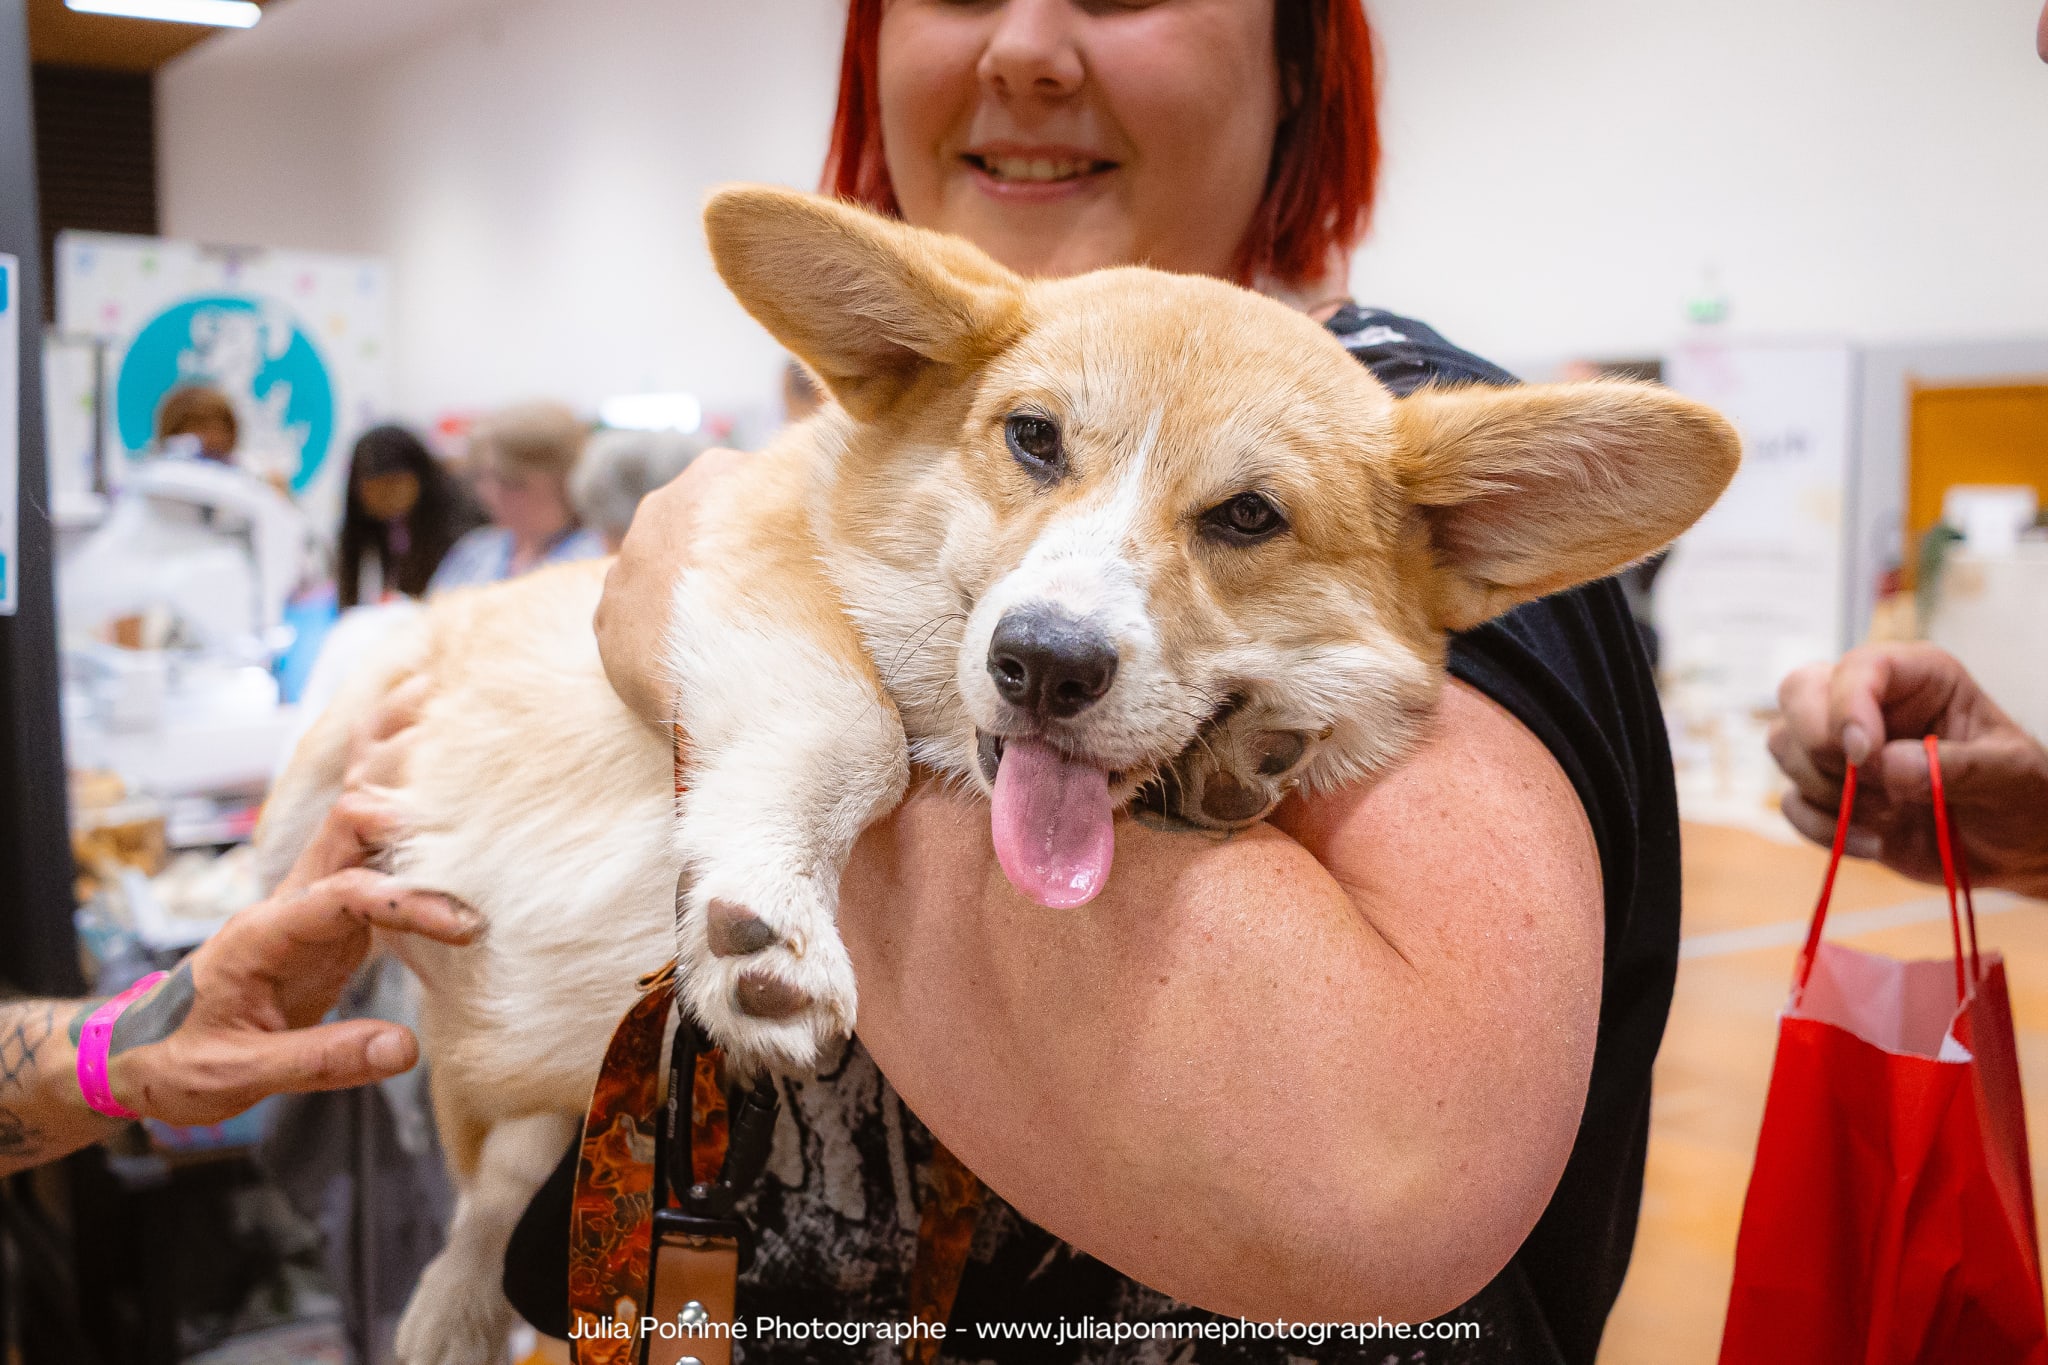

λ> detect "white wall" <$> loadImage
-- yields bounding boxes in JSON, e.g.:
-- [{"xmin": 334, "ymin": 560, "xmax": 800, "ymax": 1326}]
[
  {"xmin": 1357, "ymin": 0, "xmax": 2048, "ymax": 371},
  {"xmin": 160, "ymin": 0, "xmax": 2048, "ymax": 423},
  {"xmin": 161, "ymin": 0, "xmax": 845, "ymax": 428}
]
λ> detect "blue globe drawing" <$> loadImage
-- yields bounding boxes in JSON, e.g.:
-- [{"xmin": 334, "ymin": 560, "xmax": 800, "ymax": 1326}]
[{"xmin": 115, "ymin": 295, "xmax": 336, "ymax": 494}]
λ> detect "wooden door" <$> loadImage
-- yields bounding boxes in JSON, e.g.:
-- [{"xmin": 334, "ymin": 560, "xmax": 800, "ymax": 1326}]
[{"xmin": 1907, "ymin": 381, "xmax": 2048, "ymax": 556}]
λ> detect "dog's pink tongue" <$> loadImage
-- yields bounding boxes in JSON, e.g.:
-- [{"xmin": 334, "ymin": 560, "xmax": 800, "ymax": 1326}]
[{"xmin": 991, "ymin": 737, "xmax": 1114, "ymax": 908}]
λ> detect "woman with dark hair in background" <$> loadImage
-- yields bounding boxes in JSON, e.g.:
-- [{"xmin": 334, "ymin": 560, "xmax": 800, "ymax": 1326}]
[{"xmin": 336, "ymin": 424, "xmax": 486, "ymax": 608}]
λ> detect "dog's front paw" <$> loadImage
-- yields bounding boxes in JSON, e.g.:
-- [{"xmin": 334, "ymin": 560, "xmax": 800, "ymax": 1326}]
[
  {"xmin": 392, "ymin": 1247, "xmax": 512, "ymax": 1365},
  {"xmin": 678, "ymin": 868, "xmax": 857, "ymax": 1076},
  {"xmin": 1133, "ymin": 697, "xmax": 1318, "ymax": 833}
]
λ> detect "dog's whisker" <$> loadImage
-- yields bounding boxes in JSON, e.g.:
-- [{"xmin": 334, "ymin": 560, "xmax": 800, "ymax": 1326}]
[
  {"xmin": 843, "ymin": 611, "xmax": 969, "ymax": 750},
  {"xmin": 878, "ymin": 611, "xmax": 967, "ymax": 691}
]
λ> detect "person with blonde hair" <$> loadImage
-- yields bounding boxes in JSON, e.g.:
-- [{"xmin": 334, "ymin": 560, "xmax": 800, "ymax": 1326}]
[{"xmin": 428, "ymin": 400, "xmax": 603, "ymax": 594}]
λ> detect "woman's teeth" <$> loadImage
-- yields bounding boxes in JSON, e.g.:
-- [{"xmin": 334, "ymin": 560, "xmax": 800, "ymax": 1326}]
[{"xmin": 976, "ymin": 155, "xmax": 1103, "ymax": 183}]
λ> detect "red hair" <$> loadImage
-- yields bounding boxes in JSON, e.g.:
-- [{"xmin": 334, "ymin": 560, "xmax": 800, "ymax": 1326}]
[{"xmin": 820, "ymin": 0, "xmax": 1381, "ymax": 290}]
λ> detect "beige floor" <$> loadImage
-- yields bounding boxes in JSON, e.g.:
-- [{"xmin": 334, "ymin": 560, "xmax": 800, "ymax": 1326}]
[{"xmin": 1598, "ymin": 822, "xmax": 2048, "ymax": 1365}]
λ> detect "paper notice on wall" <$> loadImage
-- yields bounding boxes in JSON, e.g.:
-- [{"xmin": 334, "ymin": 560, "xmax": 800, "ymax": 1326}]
[
  {"xmin": 1658, "ymin": 341, "xmax": 1853, "ymax": 709},
  {"xmin": 1655, "ymin": 340, "xmax": 1854, "ymax": 834},
  {"xmin": 0, "ymin": 253, "xmax": 19, "ymax": 616}
]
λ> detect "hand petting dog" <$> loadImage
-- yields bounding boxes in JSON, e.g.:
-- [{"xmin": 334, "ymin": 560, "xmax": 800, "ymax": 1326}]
[{"xmin": 0, "ymin": 796, "xmax": 478, "ymax": 1177}]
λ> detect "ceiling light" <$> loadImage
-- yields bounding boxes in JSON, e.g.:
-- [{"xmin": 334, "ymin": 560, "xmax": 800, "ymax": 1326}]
[
  {"xmin": 599, "ymin": 393, "xmax": 703, "ymax": 434},
  {"xmin": 64, "ymin": 0, "xmax": 262, "ymax": 28}
]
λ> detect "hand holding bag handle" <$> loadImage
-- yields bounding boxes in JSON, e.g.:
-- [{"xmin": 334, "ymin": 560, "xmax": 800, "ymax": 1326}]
[{"xmin": 1794, "ymin": 735, "xmax": 1980, "ymax": 1008}]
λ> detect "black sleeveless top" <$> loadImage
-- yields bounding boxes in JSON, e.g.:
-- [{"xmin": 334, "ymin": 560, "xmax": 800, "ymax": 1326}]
[{"xmin": 504, "ymin": 307, "xmax": 1683, "ymax": 1365}]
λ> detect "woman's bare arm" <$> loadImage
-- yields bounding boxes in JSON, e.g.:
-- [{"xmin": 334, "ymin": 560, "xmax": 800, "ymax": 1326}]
[{"xmin": 836, "ymin": 679, "xmax": 1603, "ymax": 1323}]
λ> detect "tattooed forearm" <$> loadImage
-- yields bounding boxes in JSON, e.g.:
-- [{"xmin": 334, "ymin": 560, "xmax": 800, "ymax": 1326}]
[
  {"xmin": 66, "ymin": 997, "xmax": 101, "ymax": 1045},
  {"xmin": 111, "ymin": 963, "xmax": 194, "ymax": 1056},
  {"xmin": 0, "ymin": 1105, "xmax": 46, "ymax": 1159},
  {"xmin": 0, "ymin": 1001, "xmax": 58, "ymax": 1094},
  {"xmin": 0, "ymin": 998, "xmax": 58, "ymax": 1164},
  {"xmin": 0, "ymin": 996, "xmax": 125, "ymax": 1178},
  {"xmin": 64, "ymin": 961, "xmax": 194, "ymax": 1058}
]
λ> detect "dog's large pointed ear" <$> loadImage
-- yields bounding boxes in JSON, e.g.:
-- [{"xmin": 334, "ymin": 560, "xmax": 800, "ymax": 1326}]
[
  {"xmin": 1394, "ymin": 381, "xmax": 1741, "ymax": 631},
  {"xmin": 704, "ymin": 185, "xmax": 1026, "ymax": 422}
]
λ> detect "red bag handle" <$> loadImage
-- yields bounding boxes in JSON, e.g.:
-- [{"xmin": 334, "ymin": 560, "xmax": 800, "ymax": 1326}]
[
  {"xmin": 1926, "ymin": 733, "xmax": 1983, "ymax": 993},
  {"xmin": 1793, "ymin": 735, "xmax": 1979, "ymax": 1004}
]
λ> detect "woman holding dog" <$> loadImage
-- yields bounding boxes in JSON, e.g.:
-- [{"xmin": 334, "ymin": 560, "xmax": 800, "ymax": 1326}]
[{"xmin": 563, "ymin": 4, "xmax": 1658, "ymax": 1362}]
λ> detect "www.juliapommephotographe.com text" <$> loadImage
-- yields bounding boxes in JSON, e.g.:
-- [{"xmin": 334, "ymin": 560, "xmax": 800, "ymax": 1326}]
[{"xmin": 571, "ymin": 1312, "xmax": 1484, "ymax": 1348}]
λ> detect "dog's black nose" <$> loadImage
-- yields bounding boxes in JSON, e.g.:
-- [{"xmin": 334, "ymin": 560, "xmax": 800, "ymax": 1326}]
[{"xmin": 988, "ymin": 608, "xmax": 1118, "ymax": 720}]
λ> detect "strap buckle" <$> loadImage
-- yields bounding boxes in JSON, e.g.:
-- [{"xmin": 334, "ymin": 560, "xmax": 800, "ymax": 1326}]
[{"xmin": 658, "ymin": 1012, "xmax": 777, "ymax": 1258}]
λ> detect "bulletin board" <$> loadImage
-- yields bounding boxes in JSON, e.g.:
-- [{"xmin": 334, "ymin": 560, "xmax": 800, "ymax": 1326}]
[{"xmin": 53, "ymin": 231, "xmax": 392, "ymax": 532}]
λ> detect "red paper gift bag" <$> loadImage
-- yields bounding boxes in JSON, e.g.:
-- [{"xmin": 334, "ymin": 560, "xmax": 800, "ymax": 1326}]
[{"xmin": 1721, "ymin": 739, "xmax": 2047, "ymax": 1365}]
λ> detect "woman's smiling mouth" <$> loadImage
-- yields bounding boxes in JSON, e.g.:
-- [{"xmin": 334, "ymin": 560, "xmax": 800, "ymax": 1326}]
[
  {"xmin": 961, "ymin": 144, "xmax": 1119, "ymax": 199},
  {"xmin": 964, "ymin": 152, "xmax": 1116, "ymax": 183}
]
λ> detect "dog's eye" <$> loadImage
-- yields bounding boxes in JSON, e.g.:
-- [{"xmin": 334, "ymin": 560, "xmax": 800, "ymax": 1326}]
[
  {"xmin": 1005, "ymin": 414, "xmax": 1064, "ymax": 481},
  {"xmin": 1201, "ymin": 491, "xmax": 1289, "ymax": 544}
]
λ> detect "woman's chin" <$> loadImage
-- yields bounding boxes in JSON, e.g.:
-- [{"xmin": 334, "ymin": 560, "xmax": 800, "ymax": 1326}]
[{"xmin": 964, "ymin": 220, "xmax": 1136, "ymax": 280}]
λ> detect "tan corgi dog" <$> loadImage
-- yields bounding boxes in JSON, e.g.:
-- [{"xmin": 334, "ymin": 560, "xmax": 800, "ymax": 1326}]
[{"xmin": 258, "ymin": 186, "xmax": 1738, "ymax": 1364}]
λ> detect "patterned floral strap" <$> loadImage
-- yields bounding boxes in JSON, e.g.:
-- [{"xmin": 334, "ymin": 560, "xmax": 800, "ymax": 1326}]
[
  {"xmin": 689, "ymin": 1040, "xmax": 730, "ymax": 1185},
  {"xmin": 906, "ymin": 1140, "xmax": 986, "ymax": 1365},
  {"xmin": 568, "ymin": 962, "xmax": 679, "ymax": 1365}
]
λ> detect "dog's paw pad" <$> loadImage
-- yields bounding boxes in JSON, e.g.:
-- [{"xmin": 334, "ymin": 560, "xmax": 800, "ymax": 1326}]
[
  {"xmin": 1200, "ymin": 771, "xmax": 1272, "ymax": 824},
  {"xmin": 734, "ymin": 970, "xmax": 811, "ymax": 1019},
  {"xmin": 678, "ymin": 875, "xmax": 855, "ymax": 1073},
  {"xmin": 707, "ymin": 898, "xmax": 778, "ymax": 957}
]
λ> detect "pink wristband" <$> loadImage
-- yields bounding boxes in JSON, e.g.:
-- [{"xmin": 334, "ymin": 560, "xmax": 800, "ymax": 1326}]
[{"xmin": 76, "ymin": 971, "xmax": 168, "ymax": 1120}]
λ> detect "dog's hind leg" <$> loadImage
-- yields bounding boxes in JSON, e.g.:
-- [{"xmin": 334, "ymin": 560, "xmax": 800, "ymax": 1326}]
[{"xmin": 393, "ymin": 1108, "xmax": 575, "ymax": 1365}]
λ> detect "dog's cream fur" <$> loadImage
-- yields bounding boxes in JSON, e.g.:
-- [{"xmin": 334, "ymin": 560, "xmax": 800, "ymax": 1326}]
[{"xmin": 258, "ymin": 187, "xmax": 1739, "ymax": 1364}]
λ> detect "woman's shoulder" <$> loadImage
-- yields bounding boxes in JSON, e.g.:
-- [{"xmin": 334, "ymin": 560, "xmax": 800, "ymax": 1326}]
[
  {"xmin": 1325, "ymin": 299, "xmax": 1677, "ymax": 945},
  {"xmin": 1325, "ymin": 304, "xmax": 1518, "ymax": 396},
  {"xmin": 443, "ymin": 524, "xmax": 510, "ymax": 562},
  {"xmin": 1322, "ymin": 303, "xmax": 1670, "ymax": 853}
]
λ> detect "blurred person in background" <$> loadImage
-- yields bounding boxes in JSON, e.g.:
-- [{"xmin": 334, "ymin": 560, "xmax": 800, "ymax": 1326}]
[
  {"xmin": 154, "ymin": 384, "xmax": 239, "ymax": 464},
  {"xmin": 337, "ymin": 424, "xmax": 487, "ymax": 607},
  {"xmin": 427, "ymin": 401, "xmax": 603, "ymax": 594},
  {"xmin": 567, "ymin": 427, "xmax": 705, "ymax": 553}
]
